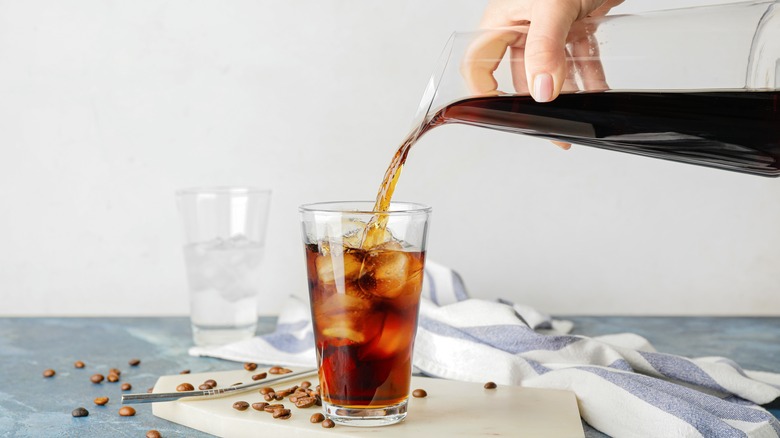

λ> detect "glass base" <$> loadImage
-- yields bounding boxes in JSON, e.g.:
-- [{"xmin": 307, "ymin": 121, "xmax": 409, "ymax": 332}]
[
  {"xmin": 323, "ymin": 399, "xmax": 407, "ymax": 427},
  {"xmin": 191, "ymin": 323, "xmax": 255, "ymax": 347}
]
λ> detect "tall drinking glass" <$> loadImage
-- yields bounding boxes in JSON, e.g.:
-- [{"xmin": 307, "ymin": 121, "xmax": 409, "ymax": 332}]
[
  {"xmin": 300, "ymin": 201, "xmax": 431, "ymax": 426},
  {"xmin": 176, "ymin": 187, "xmax": 272, "ymax": 346}
]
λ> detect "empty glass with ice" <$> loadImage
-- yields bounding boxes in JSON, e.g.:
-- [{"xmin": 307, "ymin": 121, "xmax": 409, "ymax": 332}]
[
  {"xmin": 177, "ymin": 187, "xmax": 271, "ymax": 346},
  {"xmin": 300, "ymin": 201, "xmax": 431, "ymax": 426}
]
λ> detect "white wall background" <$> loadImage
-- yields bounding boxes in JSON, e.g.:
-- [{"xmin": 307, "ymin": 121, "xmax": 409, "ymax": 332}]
[{"xmin": 2, "ymin": 0, "xmax": 778, "ymax": 317}]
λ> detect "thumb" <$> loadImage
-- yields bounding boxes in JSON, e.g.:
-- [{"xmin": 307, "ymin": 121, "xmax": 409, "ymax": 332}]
[{"xmin": 525, "ymin": 2, "xmax": 580, "ymax": 102}]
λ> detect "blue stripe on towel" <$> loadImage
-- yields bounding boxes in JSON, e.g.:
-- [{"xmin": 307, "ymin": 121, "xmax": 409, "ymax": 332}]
[
  {"xmin": 418, "ymin": 317, "xmax": 579, "ymax": 354},
  {"xmin": 584, "ymin": 367, "xmax": 780, "ymax": 436},
  {"xmin": 639, "ymin": 351, "xmax": 730, "ymax": 394},
  {"xmin": 451, "ymin": 270, "xmax": 468, "ymax": 302},
  {"xmin": 424, "ymin": 268, "xmax": 439, "ymax": 305},
  {"xmin": 261, "ymin": 323, "xmax": 315, "ymax": 354}
]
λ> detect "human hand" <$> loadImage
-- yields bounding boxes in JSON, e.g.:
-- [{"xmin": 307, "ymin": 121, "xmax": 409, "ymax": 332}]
[
  {"xmin": 480, "ymin": 0, "xmax": 622, "ymax": 102},
  {"xmin": 468, "ymin": 0, "xmax": 623, "ymax": 149}
]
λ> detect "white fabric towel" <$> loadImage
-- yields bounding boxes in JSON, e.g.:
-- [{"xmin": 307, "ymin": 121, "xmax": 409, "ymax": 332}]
[{"xmin": 190, "ymin": 261, "xmax": 780, "ymax": 438}]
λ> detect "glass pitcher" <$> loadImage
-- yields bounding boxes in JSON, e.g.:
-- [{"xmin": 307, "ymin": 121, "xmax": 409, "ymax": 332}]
[{"xmin": 410, "ymin": 1, "xmax": 780, "ymax": 177}]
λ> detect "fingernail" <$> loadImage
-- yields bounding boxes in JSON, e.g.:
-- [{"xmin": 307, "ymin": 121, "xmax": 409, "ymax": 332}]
[{"xmin": 533, "ymin": 73, "xmax": 553, "ymax": 103}]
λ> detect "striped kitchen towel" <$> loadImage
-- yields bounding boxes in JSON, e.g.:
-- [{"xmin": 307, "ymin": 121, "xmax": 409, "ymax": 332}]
[{"xmin": 190, "ymin": 260, "xmax": 780, "ymax": 438}]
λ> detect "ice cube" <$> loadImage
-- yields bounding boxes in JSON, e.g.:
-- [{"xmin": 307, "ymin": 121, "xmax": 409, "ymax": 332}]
[
  {"xmin": 315, "ymin": 293, "xmax": 381, "ymax": 345},
  {"xmin": 315, "ymin": 251, "xmax": 362, "ymax": 285},
  {"xmin": 360, "ymin": 311, "xmax": 415, "ymax": 361},
  {"xmin": 358, "ymin": 245, "xmax": 411, "ymax": 299}
]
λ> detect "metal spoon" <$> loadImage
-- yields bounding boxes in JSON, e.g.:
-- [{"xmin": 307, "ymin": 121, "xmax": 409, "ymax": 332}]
[{"xmin": 121, "ymin": 368, "xmax": 318, "ymax": 404}]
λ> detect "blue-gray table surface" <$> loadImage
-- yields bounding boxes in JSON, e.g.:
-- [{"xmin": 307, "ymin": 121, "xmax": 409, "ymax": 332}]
[{"xmin": 1, "ymin": 316, "xmax": 778, "ymax": 437}]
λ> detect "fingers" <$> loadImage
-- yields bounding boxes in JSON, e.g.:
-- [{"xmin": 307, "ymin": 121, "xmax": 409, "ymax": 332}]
[
  {"xmin": 462, "ymin": 30, "xmax": 523, "ymax": 95},
  {"xmin": 524, "ymin": 1, "xmax": 581, "ymax": 102}
]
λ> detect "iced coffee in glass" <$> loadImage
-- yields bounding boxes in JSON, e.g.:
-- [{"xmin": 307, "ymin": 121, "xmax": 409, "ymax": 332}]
[{"xmin": 300, "ymin": 201, "xmax": 430, "ymax": 426}]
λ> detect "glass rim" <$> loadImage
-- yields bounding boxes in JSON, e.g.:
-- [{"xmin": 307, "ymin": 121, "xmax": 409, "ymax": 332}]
[
  {"xmin": 175, "ymin": 186, "xmax": 272, "ymax": 197},
  {"xmin": 299, "ymin": 201, "xmax": 431, "ymax": 215}
]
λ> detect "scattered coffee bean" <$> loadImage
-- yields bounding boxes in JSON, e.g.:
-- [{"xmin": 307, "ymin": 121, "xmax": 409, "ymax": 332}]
[
  {"xmin": 412, "ymin": 389, "xmax": 427, "ymax": 398},
  {"xmin": 179, "ymin": 369, "xmax": 190, "ymax": 375},
  {"xmin": 43, "ymin": 369, "xmax": 56, "ymax": 378},
  {"xmin": 263, "ymin": 403, "xmax": 284, "ymax": 413},
  {"xmin": 251, "ymin": 372, "xmax": 267, "ymax": 381},
  {"xmin": 263, "ymin": 393, "xmax": 275, "ymax": 402},
  {"xmin": 294, "ymin": 396, "xmax": 316, "ymax": 408},
  {"xmin": 109, "ymin": 368, "xmax": 121, "ymax": 376},
  {"xmin": 310, "ymin": 413, "xmax": 325, "ymax": 423},
  {"xmin": 243, "ymin": 362, "xmax": 258, "ymax": 371},
  {"xmin": 71, "ymin": 407, "xmax": 89, "ymax": 417},
  {"xmin": 146, "ymin": 431, "xmax": 161, "ymax": 438},
  {"xmin": 121, "ymin": 383, "xmax": 132, "ymax": 391},
  {"xmin": 90, "ymin": 374, "xmax": 104, "ymax": 384},
  {"xmin": 118, "ymin": 406, "xmax": 136, "ymax": 417},
  {"xmin": 147, "ymin": 387, "xmax": 154, "ymax": 393},
  {"xmin": 176, "ymin": 383, "xmax": 195, "ymax": 392},
  {"xmin": 251, "ymin": 402, "xmax": 269, "ymax": 411},
  {"xmin": 274, "ymin": 394, "xmax": 284, "ymax": 401},
  {"xmin": 232, "ymin": 401, "xmax": 250, "ymax": 411},
  {"xmin": 322, "ymin": 419, "xmax": 335, "ymax": 428},
  {"xmin": 74, "ymin": 361, "xmax": 85, "ymax": 369},
  {"xmin": 273, "ymin": 408, "xmax": 292, "ymax": 420},
  {"xmin": 314, "ymin": 394, "xmax": 322, "ymax": 406},
  {"xmin": 204, "ymin": 379, "xmax": 217, "ymax": 387},
  {"xmin": 93, "ymin": 397, "xmax": 109, "ymax": 406},
  {"xmin": 268, "ymin": 366, "xmax": 292, "ymax": 374},
  {"xmin": 198, "ymin": 383, "xmax": 212, "ymax": 390},
  {"xmin": 484, "ymin": 381, "xmax": 497, "ymax": 389},
  {"xmin": 300, "ymin": 381, "xmax": 312, "ymax": 389},
  {"xmin": 275, "ymin": 389, "xmax": 293, "ymax": 398},
  {"xmin": 128, "ymin": 358, "xmax": 141, "ymax": 367},
  {"xmin": 106, "ymin": 374, "xmax": 119, "ymax": 383},
  {"xmin": 259, "ymin": 387, "xmax": 274, "ymax": 395}
]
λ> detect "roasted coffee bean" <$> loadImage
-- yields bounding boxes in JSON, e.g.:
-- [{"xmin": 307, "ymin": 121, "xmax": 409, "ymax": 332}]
[
  {"xmin": 90, "ymin": 374, "xmax": 104, "ymax": 384},
  {"xmin": 118, "ymin": 406, "xmax": 136, "ymax": 417},
  {"xmin": 71, "ymin": 407, "xmax": 89, "ymax": 417},
  {"xmin": 106, "ymin": 374, "xmax": 119, "ymax": 383},
  {"xmin": 129, "ymin": 358, "xmax": 141, "ymax": 367},
  {"xmin": 146, "ymin": 431, "xmax": 161, "ymax": 438},
  {"xmin": 484, "ymin": 381, "xmax": 497, "ymax": 389},
  {"xmin": 274, "ymin": 394, "xmax": 284, "ymax": 401},
  {"xmin": 109, "ymin": 368, "xmax": 121, "ymax": 376},
  {"xmin": 93, "ymin": 397, "xmax": 109, "ymax": 406},
  {"xmin": 232, "ymin": 401, "xmax": 250, "ymax": 411},
  {"xmin": 300, "ymin": 380, "xmax": 312, "ymax": 389},
  {"xmin": 322, "ymin": 419, "xmax": 335, "ymax": 428},
  {"xmin": 314, "ymin": 394, "xmax": 322, "ymax": 406},
  {"xmin": 275, "ymin": 389, "xmax": 293, "ymax": 398},
  {"xmin": 251, "ymin": 372, "xmax": 267, "ymax": 381},
  {"xmin": 176, "ymin": 383, "xmax": 195, "ymax": 392},
  {"xmin": 204, "ymin": 379, "xmax": 217, "ymax": 387},
  {"xmin": 263, "ymin": 403, "xmax": 284, "ymax": 413},
  {"xmin": 259, "ymin": 387, "xmax": 274, "ymax": 395},
  {"xmin": 243, "ymin": 362, "xmax": 258, "ymax": 371},
  {"xmin": 198, "ymin": 383, "xmax": 212, "ymax": 390},
  {"xmin": 121, "ymin": 383, "xmax": 132, "ymax": 391},
  {"xmin": 310, "ymin": 413, "xmax": 325, "ymax": 423},
  {"xmin": 251, "ymin": 402, "xmax": 269, "ymax": 411},
  {"xmin": 294, "ymin": 396, "xmax": 316, "ymax": 408},
  {"xmin": 412, "ymin": 389, "xmax": 427, "ymax": 398},
  {"xmin": 179, "ymin": 369, "xmax": 190, "ymax": 375},
  {"xmin": 273, "ymin": 408, "xmax": 292, "ymax": 420},
  {"xmin": 269, "ymin": 367, "xmax": 291, "ymax": 374},
  {"xmin": 147, "ymin": 387, "xmax": 154, "ymax": 393},
  {"xmin": 263, "ymin": 393, "xmax": 275, "ymax": 402},
  {"xmin": 42, "ymin": 369, "xmax": 56, "ymax": 378},
  {"xmin": 74, "ymin": 361, "xmax": 85, "ymax": 369}
]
